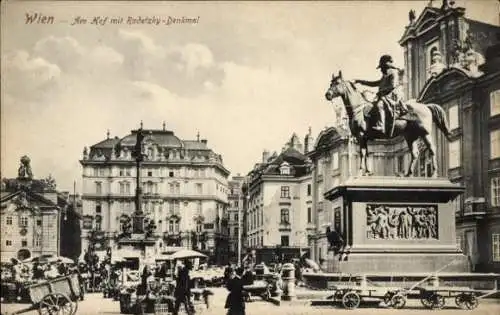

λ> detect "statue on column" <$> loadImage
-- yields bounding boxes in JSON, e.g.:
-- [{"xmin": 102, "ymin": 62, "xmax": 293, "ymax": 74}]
[{"xmin": 18, "ymin": 156, "xmax": 33, "ymax": 180}]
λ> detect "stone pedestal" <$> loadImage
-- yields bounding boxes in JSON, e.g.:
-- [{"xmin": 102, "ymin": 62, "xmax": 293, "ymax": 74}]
[
  {"xmin": 133, "ymin": 214, "xmax": 146, "ymax": 234},
  {"xmin": 324, "ymin": 176, "xmax": 469, "ymax": 274}
]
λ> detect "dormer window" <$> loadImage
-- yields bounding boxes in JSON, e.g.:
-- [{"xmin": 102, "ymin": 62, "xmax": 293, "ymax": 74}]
[{"xmin": 280, "ymin": 162, "xmax": 291, "ymax": 175}]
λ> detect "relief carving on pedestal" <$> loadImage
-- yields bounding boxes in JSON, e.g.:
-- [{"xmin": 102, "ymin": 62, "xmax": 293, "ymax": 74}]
[{"xmin": 366, "ymin": 205, "xmax": 438, "ymax": 240}]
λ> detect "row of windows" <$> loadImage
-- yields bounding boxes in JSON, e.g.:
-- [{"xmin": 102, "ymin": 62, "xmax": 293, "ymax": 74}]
[
  {"xmin": 95, "ymin": 182, "xmax": 206, "ymax": 195},
  {"xmin": 93, "ymin": 217, "xmax": 215, "ymax": 233},
  {"xmin": 92, "ymin": 167, "xmax": 211, "ymax": 178},
  {"xmin": 93, "ymin": 200, "xmax": 205, "ymax": 214},
  {"xmin": 5, "ymin": 239, "xmax": 30, "ymax": 247},
  {"xmin": 4, "ymin": 216, "xmax": 43, "ymax": 227}
]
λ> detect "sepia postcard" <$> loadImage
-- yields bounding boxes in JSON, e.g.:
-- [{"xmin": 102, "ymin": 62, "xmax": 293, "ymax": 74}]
[{"xmin": 1, "ymin": 0, "xmax": 499, "ymax": 314}]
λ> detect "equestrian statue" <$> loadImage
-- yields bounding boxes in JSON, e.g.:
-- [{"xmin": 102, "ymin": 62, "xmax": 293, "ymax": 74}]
[{"xmin": 325, "ymin": 55, "xmax": 451, "ymax": 178}]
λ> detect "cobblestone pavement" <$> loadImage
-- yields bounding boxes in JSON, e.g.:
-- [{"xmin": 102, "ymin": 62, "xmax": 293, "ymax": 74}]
[{"xmin": 2, "ymin": 288, "xmax": 499, "ymax": 315}]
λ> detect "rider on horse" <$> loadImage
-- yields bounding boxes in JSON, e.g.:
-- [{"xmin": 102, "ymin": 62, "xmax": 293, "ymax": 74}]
[{"xmin": 354, "ymin": 55, "xmax": 407, "ymax": 136}]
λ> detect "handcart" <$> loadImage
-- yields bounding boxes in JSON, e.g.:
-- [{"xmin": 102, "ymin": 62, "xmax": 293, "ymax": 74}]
[
  {"xmin": 414, "ymin": 286, "xmax": 498, "ymax": 310},
  {"xmin": 328, "ymin": 283, "xmax": 402, "ymax": 309},
  {"xmin": 380, "ymin": 259, "xmax": 499, "ymax": 310},
  {"xmin": 7, "ymin": 274, "xmax": 81, "ymax": 315}
]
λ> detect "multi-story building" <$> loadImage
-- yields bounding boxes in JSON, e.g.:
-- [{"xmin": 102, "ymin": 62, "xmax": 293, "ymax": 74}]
[
  {"xmin": 227, "ymin": 175, "xmax": 246, "ymax": 263},
  {"xmin": 245, "ymin": 131, "xmax": 314, "ymax": 263},
  {"xmin": 1, "ymin": 157, "xmax": 62, "ymax": 261},
  {"xmin": 398, "ymin": 0, "xmax": 500, "ymax": 272},
  {"xmin": 308, "ymin": 122, "xmax": 407, "ymax": 266},
  {"xmin": 80, "ymin": 124, "xmax": 230, "ymax": 264}
]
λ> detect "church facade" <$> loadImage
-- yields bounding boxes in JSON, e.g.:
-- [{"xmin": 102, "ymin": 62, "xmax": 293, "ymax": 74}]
[
  {"xmin": 398, "ymin": 0, "xmax": 500, "ymax": 272},
  {"xmin": 79, "ymin": 123, "xmax": 231, "ymax": 264}
]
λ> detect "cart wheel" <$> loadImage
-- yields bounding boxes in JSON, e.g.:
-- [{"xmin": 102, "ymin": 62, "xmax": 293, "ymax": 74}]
[
  {"xmin": 455, "ymin": 294, "xmax": 466, "ymax": 309},
  {"xmin": 430, "ymin": 294, "xmax": 445, "ymax": 310},
  {"xmin": 421, "ymin": 296, "xmax": 433, "ymax": 309},
  {"xmin": 342, "ymin": 291, "xmax": 361, "ymax": 309},
  {"xmin": 464, "ymin": 295, "xmax": 478, "ymax": 310},
  {"xmin": 38, "ymin": 293, "xmax": 74, "ymax": 315},
  {"xmin": 391, "ymin": 294, "xmax": 407, "ymax": 309},
  {"xmin": 70, "ymin": 299, "xmax": 79, "ymax": 315},
  {"xmin": 383, "ymin": 291, "xmax": 395, "ymax": 306}
]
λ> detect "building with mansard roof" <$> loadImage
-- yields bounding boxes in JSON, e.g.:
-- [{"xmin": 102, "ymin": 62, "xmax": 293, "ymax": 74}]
[
  {"xmin": 245, "ymin": 130, "xmax": 314, "ymax": 263},
  {"xmin": 398, "ymin": 0, "xmax": 500, "ymax": 272},
  {"xmin": 79, "ymin": 123, "xmax": 231, "ymax": 264}
]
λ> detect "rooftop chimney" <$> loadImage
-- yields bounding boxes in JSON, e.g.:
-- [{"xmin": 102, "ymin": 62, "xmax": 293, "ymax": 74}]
[{"xmin": 262, "ymin": 150, "xmax": 270, "ymax": 163}]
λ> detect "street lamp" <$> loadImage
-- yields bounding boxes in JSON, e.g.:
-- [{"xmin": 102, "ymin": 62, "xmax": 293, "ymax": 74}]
[{"xmin": 238, "ymin": 194, "xmax": 248, "ymax": 266}]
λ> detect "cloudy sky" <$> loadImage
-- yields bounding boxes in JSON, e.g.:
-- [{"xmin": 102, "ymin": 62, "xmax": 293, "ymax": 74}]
[{"xmin": 1, "ymin": 0, "xmax": 498, "ymax": 192}]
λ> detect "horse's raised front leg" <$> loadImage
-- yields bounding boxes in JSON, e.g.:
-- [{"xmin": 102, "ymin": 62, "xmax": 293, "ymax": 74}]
[
  {"xmin": 405, "ymin": 139, "xmax": 419, "ymax": 177},
  {"xmin": 422, "ymin": 134, "xmax": 438, "ymax": 178}
]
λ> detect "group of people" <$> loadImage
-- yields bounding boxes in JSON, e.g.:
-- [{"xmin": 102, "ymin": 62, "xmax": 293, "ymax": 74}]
[
  {"xmin": 0, "ymin": 257, "xmax": 86, "ymax": 302},
  {"xmin": 0, "ymin": 258, "xmax": 79, "ymax": 284},
  {"xmin": 139, "ymin": 260, "xmax": 257, "ymax": 315}
]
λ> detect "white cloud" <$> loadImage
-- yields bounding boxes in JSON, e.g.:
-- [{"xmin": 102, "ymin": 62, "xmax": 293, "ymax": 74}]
[
  {"xmin": 34, "ymin": 36, "xmax": 85, "ymax": 73},
  {"xmin": 115, "ymin": 30, "xmax": 224, "ymax": 97},
  {"xmin": 3, "ymin": 50, "xmax": 61, "ymax": 100},
  {"xmin": 3, "ymin": 0, "xmax": 497, "ymax": 191}
]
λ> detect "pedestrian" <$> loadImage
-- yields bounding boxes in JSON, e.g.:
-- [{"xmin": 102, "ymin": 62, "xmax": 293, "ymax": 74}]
[
  {"xmin": 225, "ymin": 267, "xmax": 246, "ymax": 315},
  {"xmin": 241, "ymin": 266, "xmax": 254, "ymax": 286},
  {"xmin": 139, "ymin": 265, "xmax": 152, "ymax": 295},
  {"xmin": 173, "ymin": 260, "xmax": 194, "ymax": 315}
]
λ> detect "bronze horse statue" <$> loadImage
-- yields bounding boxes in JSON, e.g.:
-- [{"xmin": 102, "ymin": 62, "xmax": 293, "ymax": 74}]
[{"xmin": 325, "ymin": 71, "xmax": 451, "ymax": 177}]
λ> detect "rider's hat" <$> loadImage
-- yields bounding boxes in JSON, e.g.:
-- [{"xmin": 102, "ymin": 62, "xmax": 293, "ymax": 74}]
[{"xmin": 377, "ymin": 54, "xmax": 393, "ymax": 69}]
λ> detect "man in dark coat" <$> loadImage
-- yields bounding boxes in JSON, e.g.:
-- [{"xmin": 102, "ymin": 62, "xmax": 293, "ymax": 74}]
[
  {"xmin": 241, "ymin": 266, "xmax": 254, "ymax": 286},
  {"xmin": 173, "ymin": 260, "xmax": 193, "ymax": 315},
  {"xmin": 225, "ymin": 267, "xmax": 246, "ymax": 315}
]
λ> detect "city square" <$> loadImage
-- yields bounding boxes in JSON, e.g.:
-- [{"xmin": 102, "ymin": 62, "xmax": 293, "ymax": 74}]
[
  {"xmin": 2, "ymin": 288, "xmax": 500, "ymax": 315},
  {"xmin": 2, "ymin": 0, "xmax": 500, "ymax": 314}
]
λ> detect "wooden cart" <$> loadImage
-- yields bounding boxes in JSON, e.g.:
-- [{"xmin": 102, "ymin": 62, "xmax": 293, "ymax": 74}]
[
  {"xmin": 328, "ymin": 284, "xmax": 402, "ymax": 309},
  {"xmin": 413, "ymin": 286, "xmax": 498, "ymax": 310},
  {"xmin": 8, "ymin": 274, "xmax": 81, "ymax": 315}
]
